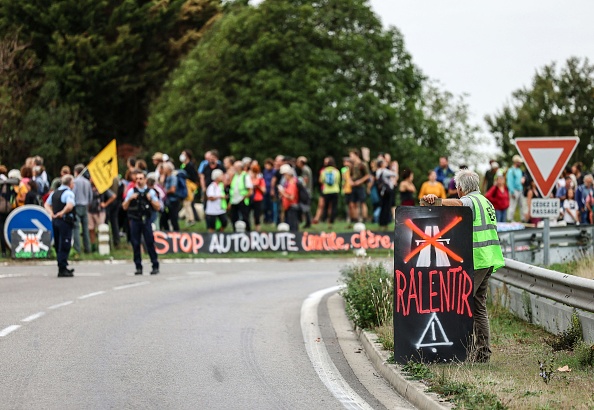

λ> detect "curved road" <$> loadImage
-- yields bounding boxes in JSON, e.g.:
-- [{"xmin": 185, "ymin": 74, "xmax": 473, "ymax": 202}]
[{"xmin": 0, "ymin": 259, "xmax": 413, "ymax": 409}]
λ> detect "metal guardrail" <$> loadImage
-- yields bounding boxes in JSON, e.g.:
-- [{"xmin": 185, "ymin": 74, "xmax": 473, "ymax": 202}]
[
  {"xmin": 494, "ymin": 258, "xmax": 594, "ymax": 312},
  {"xmin": 491, "ymin": 258, "xmax": 594, "ymax": 343},
  {"xmin": 498, "ymin": 224, "xmax": 594, "ymax": 265}
]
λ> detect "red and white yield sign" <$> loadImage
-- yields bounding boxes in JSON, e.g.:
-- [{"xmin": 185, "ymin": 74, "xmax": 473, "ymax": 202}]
[{"xmin": 514, "ymin": 137, "xmax": 580, "ymax": 198}]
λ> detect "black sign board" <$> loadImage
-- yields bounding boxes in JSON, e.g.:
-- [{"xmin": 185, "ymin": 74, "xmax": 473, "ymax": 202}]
[
  {"xmin": 10, "ymin": 229, "xmax": 52, "ymax": 259},
  {"xmin": 153, "ymin": 230, "xmax": 394, "ymax": 255},
  {"xmin": 393, "ymin": 206, "xmax": 474, "ymax": 364}
]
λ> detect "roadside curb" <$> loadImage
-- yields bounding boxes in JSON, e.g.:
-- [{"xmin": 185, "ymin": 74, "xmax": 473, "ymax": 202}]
[{"xmin": 355, "ymin": 325, "xmax": 452, "ymax": 410}]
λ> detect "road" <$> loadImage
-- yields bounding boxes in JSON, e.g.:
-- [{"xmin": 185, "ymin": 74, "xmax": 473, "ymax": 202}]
[{"xmin": 0, "ymin": 259, "xmax": 413, "ymax": 409}]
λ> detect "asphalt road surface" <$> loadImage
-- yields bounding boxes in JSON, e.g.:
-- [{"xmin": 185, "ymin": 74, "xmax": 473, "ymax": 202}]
[{"xmin": 0, "ymin": 259, "xmax": 414, "ymax": 410}]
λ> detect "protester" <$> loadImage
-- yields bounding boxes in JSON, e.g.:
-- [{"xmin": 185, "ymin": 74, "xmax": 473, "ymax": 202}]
[
  {"xmin": 422, "ymin": 169, "xmax": 505, "ymax": 363},
  {"xmin": 0, "ymin": 166, "xmax": 15, "ymax": 257},
  {"xmin": 296, "ymin": 156, "xmax": 313, "ymax": 228},
  {"xmin": 506, "ymin": 155, "xmax": 525, "ymax": 222},
  {"xmin": 262, "ymin": 158, "xmax": 275, "ymax": 224},
  {"xmin": 15, "ymin": 166, "xmax": 32, "ymax": 207},
  {"xmin": 418, "ymin": 170, "xmax": 446, "ymax": 201},
  {"xmin": 205, "ymin": 169, "xmax": 228, "ymax": 232},
  {"xmin": 73, "ymin": 164, "xmax": 93, "ymax": 254},
  {"xmin": 398, "ymin": 169, "xmax": 416, "ymax": 206},
  {"xmin": 375, "ymin": 158, "xmax": 397, "ymax": 229},
  {"xmin": 576, "ymin": 174, "xmax": 594, "ymax": 224},
  {"xmin": 485, "ymin": 174, "xmax": 509, "ymax": 223},
  {"xmin": 563, "ymin": 188, "xmax": 580, "ymax": 225},
  {"xmin": 349, "ymin": 148, "xmax": 370, "ymax": 222},
  {"xmin": 179, "ymin": 149, "xmax": 199, "ymax": 226},
  {"xmin": 44, "ymin": 174, "xmax": 76, "ymax": 277},
  {"xmin": 319, "ymin": 157, "xmax": 341, "ymax": 228},
  {"xmin": 122, "ymin": 170, "xmax": 160, "ymax": 275},
  {"xmin": 278, "ymin": 164, "xmax": 299, "ymax": 231},
  {"xmin": 88, "ymin": 182, "xmax": 116, "ymax": 250},
  {"xmin": 525, "ymin": 179, "xmax": 543, "ymax": 225},
  {"xmin": 160, "ymin": 162, "xmax": 180, "ymax": 231},
  {"xmin": 482, "ymin": 160, "xmax": 499, "ymax": 193},
  {"xmin": 434, "ymin": 156, "xmax": 455, "ymax": 188},
  {"xmin": 249, "ymin": 163, "xmax": 266, "ymax": 232},
  {"xmin": 229, "ymin": 160, "xmax": 253, "ymax": 231}
]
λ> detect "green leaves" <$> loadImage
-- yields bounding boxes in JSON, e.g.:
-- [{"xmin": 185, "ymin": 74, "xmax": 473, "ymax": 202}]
[{"xmin": 486, "ymin": 57, "xmax": 594, "ymax": 168}]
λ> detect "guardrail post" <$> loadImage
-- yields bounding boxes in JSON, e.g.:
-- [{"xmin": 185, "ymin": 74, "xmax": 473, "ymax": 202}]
[
  {"xmin": 510, "ymin": 231, "xmax": 516, "ymax": 259},
  {"xmin": 543, "ymin": 218, "xmax": 550, "ymax": 266}
]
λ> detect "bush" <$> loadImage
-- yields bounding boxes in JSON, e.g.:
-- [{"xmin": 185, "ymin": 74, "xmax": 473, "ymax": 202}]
[{"xmin": 340, "ymin": 261, "xmax": 392, "ymax": 329}]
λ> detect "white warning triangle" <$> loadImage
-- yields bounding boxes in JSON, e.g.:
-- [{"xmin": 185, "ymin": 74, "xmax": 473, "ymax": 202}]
[{"xmin": 528, "ymin": 148, "xmax": 563, "ymax": 181}]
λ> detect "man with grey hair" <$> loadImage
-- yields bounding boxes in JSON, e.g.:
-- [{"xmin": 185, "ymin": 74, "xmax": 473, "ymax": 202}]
[
  {"xmin": 422, "ymin": 168, "xmax": 505, "ymax": 363},
  {"xmin": 45, "ymin": 174, "xmax": 76, "ymax": 277}
]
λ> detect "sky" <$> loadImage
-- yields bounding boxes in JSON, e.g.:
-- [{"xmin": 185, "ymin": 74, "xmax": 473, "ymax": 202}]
[{"xmin": 368, "ymin": 0, "xmax": 594, "ymax": 125}]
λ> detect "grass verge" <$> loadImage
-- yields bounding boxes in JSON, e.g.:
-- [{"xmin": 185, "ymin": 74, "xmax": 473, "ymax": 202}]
[{"xmin": 340, "ymin": 262, "xmax": 594, "ymax": 409}]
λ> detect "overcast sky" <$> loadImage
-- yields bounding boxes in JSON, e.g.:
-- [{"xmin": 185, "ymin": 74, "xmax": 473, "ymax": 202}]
[{"xmin": 368, "ymin": 0, "xmax": 594, "ymax": 124}]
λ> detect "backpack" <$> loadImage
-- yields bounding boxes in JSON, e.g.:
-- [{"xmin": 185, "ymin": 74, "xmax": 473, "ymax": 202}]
[
  {"xmin": 324, "ymin": 169, "xmax": 335, "ymax": 186},
  {"xmin": 297, "ymin": 179, "xmax": 310, "ymax": 206},
  {"xmin": 175, "ymin": 169, "xmax": 188, "ymax": 199},
  {"xmin": 375, "ymin": 171, "xmax": 388, "ymax": 198},
  {"xmin": 0, "ymin": 181, "xmax": 14, "ymax": 214}
]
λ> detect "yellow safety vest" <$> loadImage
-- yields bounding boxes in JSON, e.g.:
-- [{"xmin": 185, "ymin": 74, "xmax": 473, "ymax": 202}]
[{"xmin": 466, "ymin": 193, "xmax": 505, "ymax": 272}]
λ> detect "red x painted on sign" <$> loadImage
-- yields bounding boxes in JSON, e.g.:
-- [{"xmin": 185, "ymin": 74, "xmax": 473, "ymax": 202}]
[{"xmin": 403, "ymin": 217, "xmax": 464, "ymax": 264}]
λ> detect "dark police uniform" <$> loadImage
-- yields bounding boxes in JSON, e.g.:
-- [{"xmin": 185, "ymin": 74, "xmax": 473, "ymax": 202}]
[
  {"xmin": 47, "ymin": 186, "xmax": 76, "ymax": 277},
  {"xmin": 125, "ymin": 187, "xmax": 159, "ymax": 275}
]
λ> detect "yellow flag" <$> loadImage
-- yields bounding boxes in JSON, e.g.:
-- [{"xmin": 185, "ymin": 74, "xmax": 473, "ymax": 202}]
[{"xmin": 88, "ymin": 139, "xmax": 118, "ymax": 194}]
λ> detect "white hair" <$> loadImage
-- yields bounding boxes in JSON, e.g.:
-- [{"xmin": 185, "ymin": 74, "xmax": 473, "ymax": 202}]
[{"xmin": 455, "ymin": 169, "xmax": 480, "ymax": 194}]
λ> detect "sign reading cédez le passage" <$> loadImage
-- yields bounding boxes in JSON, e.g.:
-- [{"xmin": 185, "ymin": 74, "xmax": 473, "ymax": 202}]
[{"xmin": 393, "ymin": 206, "xmax": 474, "ymax": 364}]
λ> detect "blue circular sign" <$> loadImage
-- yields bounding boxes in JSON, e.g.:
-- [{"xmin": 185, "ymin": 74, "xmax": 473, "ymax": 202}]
[{"xmin": 4, "ymin": 205, "xmax": 53, "ymax": 246}]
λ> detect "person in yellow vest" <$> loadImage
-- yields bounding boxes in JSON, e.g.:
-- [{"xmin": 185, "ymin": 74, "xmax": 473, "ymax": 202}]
[
  {"xmin": 229, "ymin": 161, "xmax": 253, "ymax": 232},
  {"xmin": 422, "ymin": 168, "xmax": 505, "ymax": 363},
  {"xmin": 319, "ymin": 157, "xmax": 341, "ymax": 228}
]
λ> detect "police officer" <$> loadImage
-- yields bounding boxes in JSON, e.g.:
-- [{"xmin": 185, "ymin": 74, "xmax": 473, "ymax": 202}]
[
  {"xmin": 44, "ymin": 174, "xmax": 76, "ymax": 277},
  {"xmin": 122, "ymin": 170, "xmax": 161, "ymax": 275},
  {"xmin": 422, "ymin": 168, "xmax": 505, "ymax": 363}
]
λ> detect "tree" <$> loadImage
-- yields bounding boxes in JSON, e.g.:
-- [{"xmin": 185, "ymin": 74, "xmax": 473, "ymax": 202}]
[
  {"xmin": 0, "ymin": 30, "xmax": 41, "ymax": 167},
  {"xmin": 486, "ymin": 57, "xmax": 594, "ymax": 168},
  {"xmin": 147, "ymin": 0, "xmax": 432, "ymax": 169},
  {"xmin": 0, "ymin": 0, "xmax": 221, "ymax": 161}
]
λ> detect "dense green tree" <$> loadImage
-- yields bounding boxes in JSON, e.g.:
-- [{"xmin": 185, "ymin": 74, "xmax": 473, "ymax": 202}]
[
  {"xmin": 0, "ymin": 30, "xmax": 40, "ymax": 166},
  {"xmin": 486, "ymin": 57, "xmax": 594, "ymax": 168},
  {"xmin": 0, "ymin": 0, "xmax": 221, "ymax": 167},
  {"xmin": 147, "ymin": 0, "xmax": 437, "ymax": 170}
]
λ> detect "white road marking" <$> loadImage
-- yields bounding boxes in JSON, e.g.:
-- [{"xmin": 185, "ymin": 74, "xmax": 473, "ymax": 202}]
[
  {"xmin": 21, "ymin": 312, "xmax": 45, "ymax": 322},
  {"xmin": 0, "ymin": 274, "xmax": 23, "ymax": 279},
  {"xmin": 75, "ymin": 272, "xmax": 102, "ymax": 277},
  {"xmin": 48, "ymin": 301, "xmax": 73, "ymax": 310},
  {"xmin": 31, "ymin": 218, "xmax": 47, "ymax": 231},
  {"xmin": 301, "ymin": 285, "xmax": 373, "ymax": 410},
  {"xmin": 185, "ymin": 271, "xmax": 216, "ymax": 276},
  {"xmin": 113, "ymin": 282, "xmax": 150, "ymax": 291},
  {"xmin": 78, "ymin": 291, "xmax": 106, "ymax": 300},
  {"xmin": 0, "ymin": 325, "xmax": 21, "ymax": 337}
]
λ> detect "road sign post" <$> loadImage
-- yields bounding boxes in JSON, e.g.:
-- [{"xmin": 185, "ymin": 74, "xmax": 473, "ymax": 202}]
[{"xmin": 515, "ymin": 137, "xmax": 579, "ymax": 266}]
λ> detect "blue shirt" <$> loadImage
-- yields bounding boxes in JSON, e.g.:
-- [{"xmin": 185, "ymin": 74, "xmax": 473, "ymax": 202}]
[
  {"xmin": 506, "ymin": 167, "xmax": 523, "ymax": 194},
  {"xmin": 47, "ymin": 186, "xmax": 76, "ymax": 207},
  {"xmin": 434, "ymin": 166, "xmax": 454, "ymax": 187},
  {"xmin": 164, "ymin": 175, "xmax": 178, "ymax": 202}
]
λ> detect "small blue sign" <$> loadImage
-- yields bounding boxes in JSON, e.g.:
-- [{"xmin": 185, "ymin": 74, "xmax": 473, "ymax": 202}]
[{"xmin": 4, "ymin": 205, "xmax": 53, "ymax": 246}]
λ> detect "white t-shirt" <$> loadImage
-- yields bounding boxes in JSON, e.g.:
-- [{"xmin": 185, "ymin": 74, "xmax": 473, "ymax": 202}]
[
  {"xmin": 563, "ymin": 199, "xmax": 579, "ymax": 223},
  {"xmin": 206, "ymin": 182, "xmax": 226, "ymax": 215}
]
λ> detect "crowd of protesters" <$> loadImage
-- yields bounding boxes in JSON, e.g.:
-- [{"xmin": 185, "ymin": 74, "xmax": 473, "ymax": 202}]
[{"xmin": 1, "ymin": 150, "xmax": 593, "ymax": 256}]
